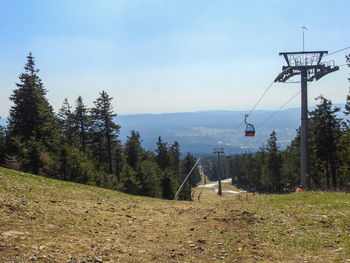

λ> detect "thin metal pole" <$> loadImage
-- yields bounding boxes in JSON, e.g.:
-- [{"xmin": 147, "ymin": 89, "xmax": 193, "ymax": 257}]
[
  {"xmin": 217, "ymin": 152, "xmax": 222, "ymax": 194},
  {"xmin": 300, "ymin": 69, "xmax": 309, "ymax": 189},
  {"xmin": 302, "ymin": 26, "xmax": 307, "ymax": 52},
  {"xmin": 213, "ymin": 148, "xmax": 224, "ymax": 195}
]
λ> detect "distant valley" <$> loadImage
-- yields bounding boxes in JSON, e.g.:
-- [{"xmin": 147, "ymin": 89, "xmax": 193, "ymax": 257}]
[
  {"xmin": 116, "ymin": 108, "xmax": 303, "ymax": 156},
  {"xmin": 116, "ymin": 104, "xmax": 346, "ymax": 156}
]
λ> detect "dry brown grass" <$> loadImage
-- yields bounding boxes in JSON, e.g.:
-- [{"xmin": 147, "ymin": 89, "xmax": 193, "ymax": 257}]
[{"xmin": 1, "ymin": 167, "xmax": 350, "ymax": 262}]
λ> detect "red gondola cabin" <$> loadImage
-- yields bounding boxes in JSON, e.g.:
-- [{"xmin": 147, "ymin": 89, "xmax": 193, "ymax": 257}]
[{"xmin": 245, "ymin": 124, "xmax": 255, "ymax": 137}]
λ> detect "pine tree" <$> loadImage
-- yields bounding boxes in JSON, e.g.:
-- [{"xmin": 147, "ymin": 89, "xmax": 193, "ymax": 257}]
[
  {"xmin": 337, "ymin": 55, "xmax": 350, "ymax": 190},
  {"xmin": 264, "ymin": 131, "xmax": 282, "ymax": 193},
  {"xmin": 139, "ymin": 160, "xmax": 162, "ymax": 198},
  {"xmin": 58, "ymin": 98, "xmax": 75, "ymax": 146},
  {"xmin": 161, "ymin": 169, "xmax": 178, "ymax": 200},
  {"xmin": 230, "ymin": 155, "xmax": 244, "ymax": 188},
  {"xmin": 73, "ymin": 96, "xmax": 90, "ymax": 152},
  {"xmin": 7, "ymin": 53, "xmax": 59, "ymax": 174},
  {"xmin": 0, "ymin": 121, "xmax": 6, "ymax": 165},
  {"xmin": 309, "ymin": 96, "xmax": 341, "ymax": 189},
  {"xmin": 337, "ymin": 130, "xmax": 350, "ymax": 190},
  {"xmin": 91, "ymin": 91, "xmax": 120, "ymax": 174},
  {"xmin": 281, "ymin": 128, "xmax": 300, "ymax": 191},
  {"xmin": 170, "ymin": 141, "xmax": 181, "ymax": 180},
  {"xmin": 8, "ymin": 53, "xmax": 58, "ymax": 145},
  {"xmin": 114, "ymin": 141, "xmax": 124, "ymax": 182},
  {"xmin": 344, "ymin": 88, "xmax": 350, "ymax": 121},
  {"xmin": 125, "ymin": 130, "xmax": 143, "ymax": 170},
  {"xmin": 156, "ymin": 136, "xmax": 171, "ymax": 170},
  {"xmin": 242, "ymin": 152, "xmax": 264, "ymax": 192},
  {"xmin": 119, "ymin": 164, "xmax": 141, "ymax": 195}
]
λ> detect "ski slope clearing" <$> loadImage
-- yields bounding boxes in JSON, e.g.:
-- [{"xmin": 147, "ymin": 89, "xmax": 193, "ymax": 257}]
[{"xmin": 1, "ymin": 167, "xmax": 349, "ymax": 262}]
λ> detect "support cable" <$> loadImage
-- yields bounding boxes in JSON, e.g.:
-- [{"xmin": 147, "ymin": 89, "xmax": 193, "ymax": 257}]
[
  {"xmin": 246, "ymin": 80, "xmax": 275, "ymax": 118},
  {"xmin": 243, "ymin": 66, "xmax": 297, "ymax": 122},
  {"xmin": 257, "ymin": 90, "xmax": 301, "ymax": 129},
  {"xmin": 174, "ymin": 158, "xmax": 201, "ymax": 200},
  {"xmin": 324, "ymin": 46, "xmax": 350, "ymax": 57},
  {"xmin": 257, "ymin": 80, "xmax": 319, "ymax": 128},
  {"xmin": 234, "ymin": 80, "xmax": 275, "ymax": 130}
]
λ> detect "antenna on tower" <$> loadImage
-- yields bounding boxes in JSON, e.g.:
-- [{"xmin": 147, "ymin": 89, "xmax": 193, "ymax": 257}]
[{"xmin": 302, "ymin": 26, "xmax": 308, "ymax": 51}]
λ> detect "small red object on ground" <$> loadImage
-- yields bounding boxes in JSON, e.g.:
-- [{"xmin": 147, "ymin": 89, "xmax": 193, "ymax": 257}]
[
  {"xmin": 217, "ymin": 189, "xmax": 222, "ymax": 196},
  {"xmin": 295, "ymin": 187, "xmax": 303, "ymax": 192}
]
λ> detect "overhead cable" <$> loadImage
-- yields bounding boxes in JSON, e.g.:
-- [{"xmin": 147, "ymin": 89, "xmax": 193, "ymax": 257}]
[
  {"xmin": 257, "ymin": 90, "xmax": 301, "ymax": 129},
  {"xmin": 324, "ymin": 46, "xmax": 350, "ymax": 57}
]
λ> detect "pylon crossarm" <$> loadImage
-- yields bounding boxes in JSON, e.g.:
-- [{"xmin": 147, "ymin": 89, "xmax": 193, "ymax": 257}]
[
  {"xmin": 274, "ymin": 67, "xmax": 300, "ymax": 83},
  {"xmin": 279, "ymin": 51, "xmax": 328, "ymax": 66},
  {"xmin": 314, "ymin": 66, "xmax": 339, "ymax": 81}
]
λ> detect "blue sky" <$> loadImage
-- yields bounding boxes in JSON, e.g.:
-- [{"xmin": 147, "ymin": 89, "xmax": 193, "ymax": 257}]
[{"xmin": 0, "ymin": 0, "xmax": 349, "ymax": 117}]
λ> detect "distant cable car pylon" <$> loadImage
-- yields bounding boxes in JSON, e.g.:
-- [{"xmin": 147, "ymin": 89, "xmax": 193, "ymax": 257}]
[{"xmin": 244, "ymin": 114, "xmax": 255, "ymax": 137}]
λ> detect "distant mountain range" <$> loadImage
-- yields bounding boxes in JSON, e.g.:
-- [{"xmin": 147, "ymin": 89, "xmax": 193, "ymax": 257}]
[
  {"xmin": 117, "ymin": 104, "xmax": 346, "ymax": 156},
  {"xmin": 116, "ymin": 108, "xmax": 299, "ymax": 156}
]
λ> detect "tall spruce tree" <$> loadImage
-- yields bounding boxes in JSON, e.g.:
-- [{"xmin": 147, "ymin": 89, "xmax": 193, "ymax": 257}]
[
  {"xmin": 73, "ymin": 96, "xmax": 90, "ymax": 152},
  {"xmin": 309, "ymin": 96, "xmax": 341, "ymax": 189},
  {"xmin": 139, "ymin": 160, "xmax": 162, "ymax": 198},
  {"xmin": 125, "ymin": 130, "xmax": 143, "ymax": 170},
  {"xmin": 281, "ymin": 129, "xmax": 300, "ymax": 190},
  {"xmin": 338, "ymin": 56, "xmax": 350, "ymax": 189},
  {"xmin": 170, "ymin": 141, "xmax": 181, "ymax": 180},
  {"xmin": 0, "ymin": 120, "xmax": 6, "ymax": 165},
  {"xmin": 230, "ymin": 154, "xmax": 245, "ymax": 188},
  {"xmin": 156, "ymin": 136, "xmax": 171, "ymax": 170},
  {"xmin": 8, "ymin": 53, "xmax": 57, "ymax": 146},
  {"xmin": 91, "ymin": 91, "xmax": 120, "ymax": 174},
  {"xmin": 114, "ymin": 142, "xmax": 124, "ymax": 182},
  {"xmin": 58, "ymin": 98, "xmax": 75, "ymax": 146},
  {"xmin": 264, "ymin": 131, "xmax": 282, "ymax": 193},
  {"xmin": 7, "ymin": 53, "xmax": 59, "ymax": 174}
]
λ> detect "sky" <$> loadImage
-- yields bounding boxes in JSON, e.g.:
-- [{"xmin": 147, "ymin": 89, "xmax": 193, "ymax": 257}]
[{"xmin": 0, "ymin": 0, "xmax": 349, "ymax": 118}]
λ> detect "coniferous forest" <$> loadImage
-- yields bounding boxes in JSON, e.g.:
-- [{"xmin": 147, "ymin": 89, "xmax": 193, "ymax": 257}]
[{"xmin": 0, "ymin": 53, "xmax": 201, "ymax": 200}]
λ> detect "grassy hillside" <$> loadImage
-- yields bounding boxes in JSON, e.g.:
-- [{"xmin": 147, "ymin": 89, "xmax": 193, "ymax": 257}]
[{"xmin": 0, "ymin": 167, "xmax": 349, "ymax": 262}]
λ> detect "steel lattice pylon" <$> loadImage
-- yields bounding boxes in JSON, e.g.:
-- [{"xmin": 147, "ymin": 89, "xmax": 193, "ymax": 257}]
[{"xmin": 275, "ymin": 50, "xmax": 339, "ymax": 190}]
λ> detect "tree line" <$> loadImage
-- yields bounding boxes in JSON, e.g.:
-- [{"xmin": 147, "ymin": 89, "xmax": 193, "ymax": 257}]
[{"xmin": 0, "ymin": 53, "xmax": 200, "ymax": 200}]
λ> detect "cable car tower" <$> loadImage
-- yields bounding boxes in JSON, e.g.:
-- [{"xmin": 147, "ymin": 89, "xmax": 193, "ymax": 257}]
[
  {"xmin": 274, "ymin": 50, "xmax": 339, "ymax": 189},
  {"xmin": 213, "ymin": 147, "xmax": 224, "ymax": 196}
]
